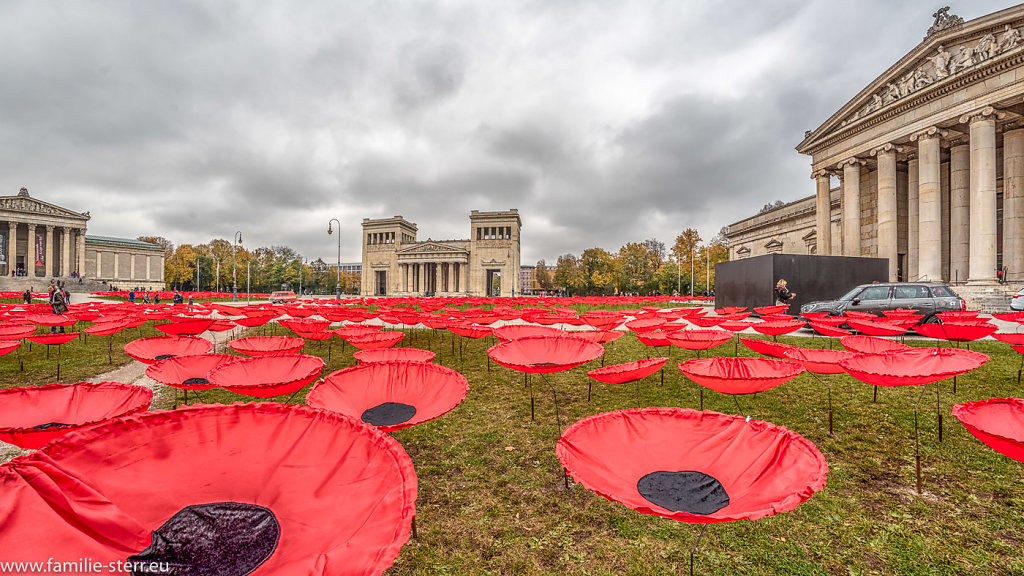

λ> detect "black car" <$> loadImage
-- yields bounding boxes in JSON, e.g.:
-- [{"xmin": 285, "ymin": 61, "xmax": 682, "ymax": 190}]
[{"xmin": 800, "ymin": 282, "xmax": 965, "ymax": 322}]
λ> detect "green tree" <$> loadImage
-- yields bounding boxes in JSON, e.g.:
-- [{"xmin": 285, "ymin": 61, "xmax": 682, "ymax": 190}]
[
  {"xmin": 579, "ymin": 248, "xmax": 616, "ymax": 295},
  {"xmin": 672, "ymin": 229, "xmax": 702, "ymax": 295},
  {"xmin": 553, "ymin": 254, "xmax": 582, "ymax": 295},
  {"xmin": 535, "ymin": 259, "xmax": 553, "ymax": 291},
  {"xmin": 616, "ymin": 242, "xmax": 656, "ymax": 293}
]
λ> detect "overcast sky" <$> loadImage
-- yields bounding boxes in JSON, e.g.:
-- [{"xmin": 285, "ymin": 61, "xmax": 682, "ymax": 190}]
[{"xmin": 1, "ymin": 1, "xmax": 1017, "ymax": 264}]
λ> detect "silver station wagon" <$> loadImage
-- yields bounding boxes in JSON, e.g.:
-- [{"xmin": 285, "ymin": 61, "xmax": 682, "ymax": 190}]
[{"xmin": 800, "ymin": 282, "xmax": 966, "ymax": 323}]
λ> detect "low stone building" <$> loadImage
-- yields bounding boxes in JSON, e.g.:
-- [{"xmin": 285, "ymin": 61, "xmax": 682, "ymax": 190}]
[
  {"xmin": 83, "ymin": 236, "xmax": 166, "ymax": 290},
  {"xmin": 361, "ymin": 210, "xmax": 522, "ymax": 297}
]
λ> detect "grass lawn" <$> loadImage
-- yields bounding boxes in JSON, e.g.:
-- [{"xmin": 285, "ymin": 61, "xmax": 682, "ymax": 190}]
[{"xmin": 2, "ymin": 317, "xmax": 1022, "ymax": 575}]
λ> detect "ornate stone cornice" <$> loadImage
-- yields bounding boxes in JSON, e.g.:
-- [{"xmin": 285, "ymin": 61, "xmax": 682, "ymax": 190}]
[
  {"xmin": 909, "ymin": 126, "xmax": 941, "ymax": 141},
  {"xmin": 837, "ymin": 157, "xmax": 867, "ymax": 170},
  {"xmin": 870, "ymin": 143, "xmax": 906, "ymax": 156}
]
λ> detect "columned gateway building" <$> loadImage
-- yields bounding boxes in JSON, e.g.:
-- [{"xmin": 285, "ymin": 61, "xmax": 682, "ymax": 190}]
[
  {"xmin": 731, "ymin": 6, "xmax": 1024, "ymax": 289},
  {"xmin": 361, "ymin": 210, "xmax": 522, "ymax": 297}
]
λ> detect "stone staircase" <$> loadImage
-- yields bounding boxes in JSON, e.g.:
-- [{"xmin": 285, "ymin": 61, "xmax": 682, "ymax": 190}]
[{"xmin": 950, "ymin": 283, "xmax": 1021, "ymax": 313}]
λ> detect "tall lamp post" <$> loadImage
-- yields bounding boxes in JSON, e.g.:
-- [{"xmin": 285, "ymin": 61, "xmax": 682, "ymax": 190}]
[
  {"xmin": 232, "ymin": 231, "xmax": 242, "ymax": 302},
  {"xmin": 214, "ymin": 258, "xmax": 220, "ymax": 293},
  {"xmin": 328, "ymin": 219, "xmax": 341, "ymax": 300},
  {"xmin": 689, "ymin": 246, "xmax": 694, "ymax": 297},
  {"xmin": 298, "ymin": 258, "xmax": 304, "ymax": 296}
]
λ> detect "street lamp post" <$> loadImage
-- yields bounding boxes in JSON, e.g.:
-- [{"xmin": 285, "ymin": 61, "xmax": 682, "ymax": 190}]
[
  {"xmin": 689, "ymin": 247, "xmax": 694, "ymax": 297},
  {"xmin": 232, "ymin": 231, "xmax": 242, "ymax": 302},
  {"xmin": 328, "ymin": 219, "xmax": 341, "ymax": 300},
  {"xmin": 214, "ymin": 258, "xmax": 220, "ymax": 293},
  {"xmin": 246, "ymin": 261, "xmax": 251, "ymax": 305},
  {"xmin": 298, "ymin": 258, "xmax": 303, "ymax": 296},
  {"xmin": 706, "ymin": 246, "xmax": 710, "ymax": 296}
]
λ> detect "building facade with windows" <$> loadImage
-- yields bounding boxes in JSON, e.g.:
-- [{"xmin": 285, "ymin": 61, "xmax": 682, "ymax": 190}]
[{"xmin": 360, "ymin": 210, "xmax": 522, "ymax": 297}]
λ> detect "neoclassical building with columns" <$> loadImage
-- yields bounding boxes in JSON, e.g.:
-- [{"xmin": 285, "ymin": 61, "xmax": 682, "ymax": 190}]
[
  {"xmin": 0, "ymin": 188, "xmax": 165, "ymax": 289},
  {"xmin": 361, "ymin": 210, "xmax": 522, "ymax": 297},
  {"xmin": 730, "ymin": 6, "xmax": 1024, "ymax": 291}
]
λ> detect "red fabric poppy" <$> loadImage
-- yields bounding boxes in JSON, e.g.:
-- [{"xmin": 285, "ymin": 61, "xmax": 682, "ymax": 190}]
[
  {"xmin": 348, "ymin": 331, "xmax": 406, "ymax": 350},
  {"xmin": 782, "ymin": 348, "xmax": 856, "ymax": 375},
  {"xmin": 679, "ymin": 357, "xmax": 804, "ymax": 394},
  {"xmin": 0, "ymin": 382, "xmax": 151, "ymax": 448},
  {"xmin": 488, "ymin": 335, "xmax": 604, "ymax": 373},
  {"xmin": 124, "ymin": 336, "xmax": 214, "ymax": 364},
  {"xmin": 839, "ymin": 348, "xmax": 989, "ymax": 387},
  {"xmin": 333, "ymin": 326, "xmax": 383, "ymax": 341},
  {"xmin": 716, "ymin": 320, "xmax": 754, "ymax": 332},
  {"xmin": 581, "ymin": 312, "xmax": 626, "ymax": 330},
  {"xmin": 714, "ymin": 307, "xmax": 747, "ymax": 315},
  {"xmin": 994, "ymin": 332, "xmax": 1024, "ymax": 345},
  {"xmin": 19, "ymin": 313, "xmax": 78, "ymax": 327},
  {"xmin": 279, "ymin": 318, "xmax": 331, "ymax": 335},
  {"xmin": 809, "ymin": 316, "xmax": 849, "ymax": 327},
  {"xmin": 493, "ymin": 325, "xmax": 566, "ymax": 342},
  {"xmin": 587, "ymin": 358, "xmax": 669, "ymax": 384},
  {"xmin": 992, "ymin": 311, "xmax": 1024, "ymax": 323},
  {"xmin": 354, "ymin": 348, "xmax": 437, "ymax": 364},
  {"xmin": 0, "ymin": 324, "xmax": 38, "ymax": 340},
  {"xmin": 572, "ymin": 330, "xmax": 625, "ymax": 344},
  {"xmin": 85, "ymin": 321, "xmax": 131, "ymax": 336},
  {"xmin": 228, "ymin": 335, "xmax": 305, "ymax": 356},
  {"xmin": 27, "ymin": 332, "xmax": 80, "ymax": 346},
  {"xmin": 912, "ymin": 322, "xmax": 997, "ymax": 342},
  {"xmin": 809, "ymin": 322, "xmax": 851, "ymax": 337},
  {"xmin": 666, "ymin": 330, "xmax": 732, "ymax": 351},
  {"xmin": 951, "ymin": 398, "xmax": 1024, "ymax": 462},
  {"xmin": 153, "ymin": 318, "xmax": 216, "ymax": 336},
  {"xmin": 557, "ymin": 407, "xmax": 828, "ymax": 523},
  {"xmin": 687, "ymin": 316, "xmax": 725, "ymax": 328},
  {"xmin": 446, "ymin": 324, "xmax": 493, "ymax": 339},
  {"xmin": 937, "ymin": 310, "xmax": 980, "ymax": 321},
  {"xmin": 751, "ymin": 320, "xmax": 806, "ymax": 336},
  {"xmin": 308, "ymin": 361, "xmax": 468, "ymax": 432},
  {"xmin": 231, "ymin": 315, "xmax": 275, "ymax": 328},
  {"xmin": 207, "ymin": 353, "xmax": 325, "ymax": 398},
  {"xmin": 0, "ymin": 403, "xmax": 417, "ymax": 574},
  {"xmin": 800, "ymin": 312, "xmax": 832, "ymax": 320},
  {"xmin": 720, "ymin": 312, "xmax": 753, "ymax": 321},
  {"xmin": 145, "ymin": 354, "xmax": 238, "ymax": 390},
  {"xmin": 636, "ymin": 330, "xmax": 676, "ymax": 347},
  {"xmin": 844, "ymin": 310, "xmax": 877, "ymax": 319},
  {"xmin": 846, "ymin": 319, "xmax": 907, "ymax": 336},
  {"xmin": 206, "ymin": 319, "xmax": 237, "ymax": 332},
  {"xmin": 0, "ymin": 340, "xmax": 20, "ymax": 356},
  {"xmin": 839, "ymin": 335, "xmax": 911, "ymax": 355},
  {"xmin": 754, "ymin": 304, "xmax": 790, "ymax": 315},
  {"xmin": 625, "ymin": 318, "xmax": 669, "ymax": 333},
  {"xmin": 740, "ymin": 337, "xmax": 799, "ymax": 358}
]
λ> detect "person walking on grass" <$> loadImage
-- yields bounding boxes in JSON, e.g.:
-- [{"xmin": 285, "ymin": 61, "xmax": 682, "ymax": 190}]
[{"xmin": 48, "ymin": 284, "xmax": 67, "ymax": 334}]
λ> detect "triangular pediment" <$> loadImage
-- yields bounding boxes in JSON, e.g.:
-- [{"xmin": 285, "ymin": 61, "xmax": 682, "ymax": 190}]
[
  {"xmin": 764, "ymin": 239, "xmax": 783, "ymax": 250},
  {"xmin": 799, "ymin": 6, "xmax": 1024, "ymax": 152},
  {"xmin": 0, "ymin": 195, "xmax": 90, "ymax": 221},
  {"xmin": 802, "ymin": 229, "xmax": 817, "ymax": 242},
  {"xmin": 397, "ymin": 241, "xmax": 469, "ymax": 256}
]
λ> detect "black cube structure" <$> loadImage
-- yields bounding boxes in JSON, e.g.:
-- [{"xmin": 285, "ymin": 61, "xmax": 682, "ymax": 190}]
[{"xmin": 714, "ymin": 254, "xmax": 888, "ymax": 314}]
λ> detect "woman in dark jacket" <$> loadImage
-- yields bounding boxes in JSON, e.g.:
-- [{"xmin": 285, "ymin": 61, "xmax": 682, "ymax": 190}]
[{"xmin": 774, "ymin": 279, "xmax": 796, "ymax": 306}]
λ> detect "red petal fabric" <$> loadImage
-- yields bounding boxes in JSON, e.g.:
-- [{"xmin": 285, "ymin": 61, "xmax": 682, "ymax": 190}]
[
  {"xmin": 348, "ymin": 331, "xmax": 406, "ymax": 350},
  {"xmin": 308, "ymin": 361, "xmax": 469, "ymax": 432},
  {"xmin": 846, "ymin": 319, "xmax": 907, "ymax": 336},
  {"xmin": 228, "ymin": 335, "xmax": 305, "ymax": 356},
  {"xmin": 679, "ymin": 357, "xmax": 804, "ymax": 394},
  {"xmin": 740, "ymin": 337, "xmax": 800, "ymax": 358},
  {"xmin": 636, "ymin": 330, "xmax": 675, "ymax": 347},
  {"xmin": 145, "ymin": 354, "xmax": 238, "ymax": 390},
  {"xmin": 557, "ymin": 407, "xmax": 828, "ymax": 523},
  {"xmin": 912, "ymin": 322, "xmax": 998, "ymax": 342},
  {"xmin": 717, "ymin": 320, "xmax": 754, "ymax": 332},
  {"xmin": 85, "ymin": 321, "xmax": 131, "ymax": 336},
  {"xmin": 0, "ymin": 403, "xmax": 417, "ymax": 574},
  {"xmin": 839, "ymin": 348, "xmax": 989, "ymax": 386},
  {"xmin": 840, "ymin": 335, "xmax": 911, "ymax": 355},
  {"xmin": 207, "ymin": 354, "xmax": 326, "ymax": 398},
  {"xmin": 27, "ymin": 332, "xmax": 80, "ymax": 346},
  {"xmin": 0, "ymin": 324, "xmax": 38, "ymax": 340},
  {"xmin": 751, "ymin": 320, "xmax": 806, "ymax": 336},
  {"xmin": 754, "ymin": 304, "xmax": 790, "ymax": 315},
  {"xmin": 715, "ymin": 307, "xmax": 747, "ymax": 315},
  {"xmin": 937, "ymin": 310, "xmax": 980, "ymax": 321},
  {"xmin": 153, "ymin": 318, "xmax": 216, "ymax": 336},
  {"xmin": 354, "ymin": 348, "xmax": 437, "ymax": 364},
  {"xmin": 493, "ymin": 325, "xmax": 567, "ymax": 342},
  {"xmin": 446, "ymin": 324, "xmax": 493, "ymax": 339},
  {"xmin": 809, "ymin": 322, "xmax": 851, "ymax": 337},
  {"xmin": 844, "ymin": 310, "xmax": 876, "ymax": 319},
  {"xmin": 487, "ymin": 335, "xmax": 604, "ymax": 373},
  {"xmin": 279, "ymin": 318, "xmax": 331, "ymax": 335},
  {"xmin": 994, "ymin": 332, "xmax": 1024, "ymax": 345},
  {"xmin": 951, "ymin": 398, "xmax": 1024, "ymax": 462},
  {"xmin": 687, "ymin": 316, "xmax": 725, "ymax": 328},
  {"xmin": 625, "ymin": 318, "xmax": 668, "ymax": 333},
  {"xmin": 782, "ymin": 348, "xmax": 856, "ymax": 375},
  {"xmin": 333, "ymin": 326, "xmax": 383, "ymax": 341},
  {"xmin": 19, "ymin": 313, "xmax": 78, "ymax": 327},
  {"xmin": 800, "ymin": 312, "xmax": 832, "ymax": 320},
  {"xmin": 572, "ymin": 330, "xmax": 625, "ymax": 344},
  {"xmin": 0, "ymin": 340, "xmax": 20, "ymax": 356},
  {"xmin": 587, "ymin": 358, "xmax": 669, "ymax": 384},
  {"xmin": 0, "ymin": 382, "xmax": 151, "ymax": 448},
  {"xmin": 124, "ymin": 336, "xmax": 213, "ymax": 364},
  {"xmin": 666, "ymin": 330, "xmax": 732, "ymax": 351}
]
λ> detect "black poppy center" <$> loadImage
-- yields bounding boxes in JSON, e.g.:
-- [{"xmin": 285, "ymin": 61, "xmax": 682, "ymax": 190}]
[
  {"xmin": 155, "ymin": 354, "xmax": 176, "ymax": 360},
  {"xmin": 637, "ymin": 470, "xmax": 729, "ymax": 515},
  {"xmin": 531, "ymin": 362, "xmax": 557, "ymax": 367},
  {"xmin": 31, "ymin": 422, "xmax": 68, "ymax": 430},
  {"xmin": 127, "ymin": 502, "xmax": 279, "ymax": 576},
  {"xmin": 361, "ymin": 402, "xmax": 417, "ymax": 427},
  {"xmin": 182, "ymin": 377, "xmax": 209, "ymax": 386}
]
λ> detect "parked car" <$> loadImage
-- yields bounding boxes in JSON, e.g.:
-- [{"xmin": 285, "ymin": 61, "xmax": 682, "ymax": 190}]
[
  {"xmin": 800, "ymin": 282, "xmax": 965, "ymax": 322},
  {"xmin": 269, "ymin": 290, "xmax": 297, "ymax": 304},
  {"xmin": 1011, "ymin": 287, "xmax": 1024, "ymax": 311}
]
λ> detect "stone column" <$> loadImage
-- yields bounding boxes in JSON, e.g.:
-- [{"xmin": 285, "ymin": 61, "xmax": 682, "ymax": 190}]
[
  {"xmin": 912, "ymin": 127, "xmax": 942, "ymax": 281},
  {"xmin": 77, "ymin": 230, "xmax": 86, "ymax": 277},
  {"xmin": 6, "ymin": 222, "xmax": 16, "ymax": 276},
  {"xmin": 840, "ymin": 158, "xmax": 864, "ymax": 256},
  {"xmin": 26, "ymin": 224, "xmax": 36, "ymax": 277},
  {"xmin": 44, "ymin": 226, "xmax": 54, "ymax": 278},
  {"xmin": 461, "ymin": 262, "xmax": 469, "ymax": 294},
  {"xmin": 949, "ymin": 142, "xmax": 970, "ymax": 283},
  {"xmin": 961, "ymin": 109, "xmax": 999, "ymax": 283},
  {"xmin": 61, "ymin": 228, "xmax": 71, "ymax": 277},
  {"xmin": 1004, "ymin": 128, "xmax": 1024, "ymax": 281},
  {"xmin": 873, "ymin": 145, "xmax": 900, "ymax": 280},
  {"xmin": 907, "ymin": 156, "xmax": 920, "ymax": 280},
  {"xmin": 814, "ymin": 171, "xmax": 832, "ymax": 255},
  {"xmin": 435, "ymin": 262, "xmax": 442, "ymax": 295}
]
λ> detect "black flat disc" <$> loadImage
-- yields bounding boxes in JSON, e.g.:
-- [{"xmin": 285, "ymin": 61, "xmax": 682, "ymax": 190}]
[
  {"xmin": 127, "ymin": 502, "xmax": 279, "ymax": 576},
  {"xmin": 31, "ymin": 422, "xmax": 68, "ymax": 430},
  {"xmin": 155, "ymin": 354, "xmax": 176, "ymax": 360},
  {"xmin": 361, "ymin": 402, "xmax": 417, "ymax": 427},
  {"xmin": 182, "ymin": 377, "xmax": 209, "ymax": 386},
  {"xmin": 637, "ymin": 470, "xmax": 729, "ymax": 515}
]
